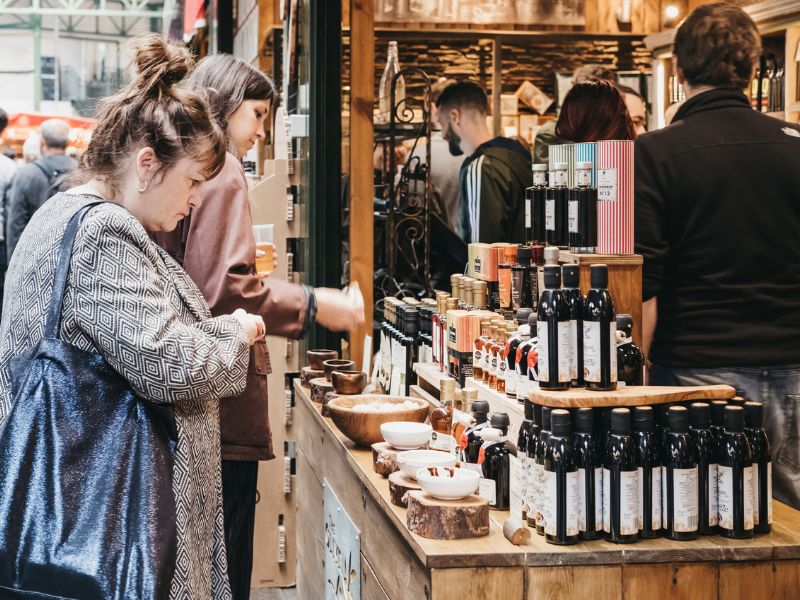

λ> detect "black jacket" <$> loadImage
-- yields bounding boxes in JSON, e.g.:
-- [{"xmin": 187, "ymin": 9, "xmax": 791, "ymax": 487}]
[{"xmin": 635, "ymin": 88, "xmax": 800, "ymax": 368}]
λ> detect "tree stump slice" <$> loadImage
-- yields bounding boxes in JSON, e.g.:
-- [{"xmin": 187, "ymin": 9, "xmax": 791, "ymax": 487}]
[
  {"xmin": 301, "ymin": 367, "xmax": 325, "ymax": 387},
  {"xmin": 322, "ymin": 391, "xmax": 341, "ymax": 417},
  {"xmin": 388, "ymin": 471, "xmax": 421, "ymax": 508},
  {"xmin": 372, "ymin": 442, "xmax": 401, "ymax": 477},
  {"xmin": 310, "ymin": 377, "xmax": 334, "ymax": 404},
  {"xmin": 406, "ymin": 491, "xmax": 490, "ymax": 540}
]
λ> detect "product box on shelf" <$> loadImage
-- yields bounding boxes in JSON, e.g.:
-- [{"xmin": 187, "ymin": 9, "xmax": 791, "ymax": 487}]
[
  {"xmin": 446, "ymin": 309, "xmax": 489, "ymax": 386},
  {"xmin": 596, "ymin": 140, "xmax": 634, "ymax": 254},
  {"xmin": 549, "ymin": 143, "xmax": 577, "ymax": 187},
  {"xmin": 575, "ymin": 142, "xmax": 597, "ymax": 186}
]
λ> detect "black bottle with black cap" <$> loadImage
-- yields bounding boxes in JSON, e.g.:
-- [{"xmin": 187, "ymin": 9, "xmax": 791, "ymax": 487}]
[
  {"xmin": 633, "ymin": 406, "xmax": 661, "ymax": 539},
  {"xmin": 583, "ymin": 264, "xmax": 617, "ymax": 391},
  {"xmin": 562, "ymin": 264, "xmax": 585, "ymax": 388},
  {"xmin": 545, "ymin": 409, "xmax": 579, "ymax": 545},
  {"xmin": 744, "ymin": 401, "xmax": 772, "ymax": 534},
  {"xmin": 603, "ymin": 408, "xmax": 638, "ymax": 544},
  {"xmin": 537, "ymin": 265, "xmax": 571, "ymax": 390},
  {"xmin": 718, "ymin": 406, "xmax": 754, "ymax": 539},
  {"xmin": 521, "ymin": 314, "xmax": 539, "ymax": 395},
  {"xmin": 616, "ymin": 314, "xmax": 644, "ymax": 385},
  {"xmin": 464, "ymin": 400, "xmax": 491, "ymax": 464},
  {"xmin": 689, "ymin": 402, "xmax": 719, "ymax": 535},
  {"xmin": 535, "ymin": 406, "xmax": 553, "ymax": 534},
  {"xmin": 507, "ymin": 308, "xmax": 534, "ymax": 402},
  {"xmin": 518, "ymin": 399, "xmax": 535, "ymax": 521},
  {"xmin": 526, "ymin": 403, "xmax": 543, "ymax": 528},
  {"xmin": 512, "ymin": 246, "xmax": 533, "ymax": 311},
  {"xmin": 573, "ymin": 408, "xmax": 602, "ymax": 540},
  {"xmin": 710, "ymin": 400, "xmax": 728, "ymax": 461},
  {"xmin": 663, "ymin": 406, "xmax": 699, "ymax": 540},
  {"xmin": 483, "ymin": 412, "xmax": 513, "ymax": 510}
]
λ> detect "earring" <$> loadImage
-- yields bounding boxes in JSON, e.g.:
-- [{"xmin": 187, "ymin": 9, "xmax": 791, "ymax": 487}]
[{"xmin": 137, "ymin": 179, "xmax": 149, "ymax": 193}]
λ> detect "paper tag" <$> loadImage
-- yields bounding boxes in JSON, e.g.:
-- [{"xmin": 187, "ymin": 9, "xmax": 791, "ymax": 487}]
[
  {"xmin": 598, "ymin": 168, "xmax": 617, "ymax": 201},
  {"xmin": 429, "ymin": 431, "xmax": 456, "ymax": 454},
  {"xmin": 744, "ymin": 465, "xmax": 754, "ymax": 530}
]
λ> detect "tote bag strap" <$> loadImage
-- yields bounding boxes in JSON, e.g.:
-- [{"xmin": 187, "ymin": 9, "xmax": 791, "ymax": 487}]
[{"xmin": 43, "ymin": 200, "xmax": 106, "ymax": 340}]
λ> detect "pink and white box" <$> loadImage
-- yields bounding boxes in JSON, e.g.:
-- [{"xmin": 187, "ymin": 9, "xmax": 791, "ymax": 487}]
[{"xmin": 596, "ymin": 140, "xmax": 634, "ymax": 255}]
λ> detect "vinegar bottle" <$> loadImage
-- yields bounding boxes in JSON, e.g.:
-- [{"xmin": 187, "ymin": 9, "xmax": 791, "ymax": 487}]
[
  {"xmin": 632, "ymin": 406, "xmax": 661, "ymax": 539},
  {"xmin": 583, "ymin": 264, "xmax": 617, "ymax": 391},
  {"xmin": 545, "ymin": 409, "xmax": 579, "ymax": 545},
  {"xmin": 573, "ymin": 408, "xmax": 602, "ymax": 540},
  {"xmin": 689, "ymin": 402, "xmax": 719, "ymax": 535},
  {"xmin": 537, "ymin": 265, "xmax": 571, "ymax": 390},
  {"xmin": 718, "ymin": 406, "xmax": 754, "ymax": 539},
  {"xmin": 603, "ymin": 408, "xmax": 638, "ymax": 544},
  {"xmin": 562, "ymin": 264, "xmax": 584, "ymax": 387},
  {"xmin": 744, "ymin": 401, "xmax": 772, "ymax": 534},
  {"xmin": 663, "ymin": 406, "xmax": 698, "ymax": 541}
]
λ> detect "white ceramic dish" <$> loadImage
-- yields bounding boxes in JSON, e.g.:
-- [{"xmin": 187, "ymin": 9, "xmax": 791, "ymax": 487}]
[
  {"xmin": 396, "ymin": 450, "xmax": 456, "ymax": 480},
  {"xmin": 415, "ymin": 467, "xmax": 480, "ymax": 500},
  {"xmin": 380, "ymin": 421, "xmax": 432, "ymax": 450}
]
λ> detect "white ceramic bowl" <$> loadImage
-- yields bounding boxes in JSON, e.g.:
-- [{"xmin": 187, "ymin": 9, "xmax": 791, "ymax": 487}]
[
  {"xmin": 415, "ymin": 467, "xmax": 480, "ymax": 500},
  {"xmin": 396, "ymin": 450, "xmax": 457, "ymax": 480},
  {"xmin": 380, "ymin": 421, "xmax": 432, "ymax": 450}
]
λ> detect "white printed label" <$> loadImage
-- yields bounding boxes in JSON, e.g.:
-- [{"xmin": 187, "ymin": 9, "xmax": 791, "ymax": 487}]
[
  {"xmin": 566, "ymin": 470, "xmax": 579, "ymax": 537},
  {"xmin": 709, "ymin": 463, "xmax": 719, "ymax": 526},
  {"xmin": 473, "ymin": 344, "xmax": 482, "ymax": 370},
  {"xmin": 603, "ymin": 468, "xmax": 610, "ymax": 533},
  {"xmin": 744, "ymin": 465, "xmax": 754, "ymax": 530},
  {"xmin": 768, "ymin": 462, "xmax": 773, "ymax": 524},
  {"xmin": 429, "ymin": 431, "xmax": 456, "ymax": 454},
  {"xmin": 510, "ymin": 454, "xmax": 523, "ymax": 522},
  {"xmin": 671, "ymin": 467, "xmax": 699, "ymax": 532},
  {"xmin": 568, "ymin": 199, "xmax": 579, "ymax": 233},
  {"xmin": 535, "ymin": 462, "xmax": 546, "ymax": 527},
  {"xmin": 569, "ymin": 320, "xmax": 578, "ymax": 380},
  {"xmin": 598, "ymin": 168, "xmax": 618, "ymax": 202},
  {"xmin": 543, "ymin": 470, "xmax": 556, "ymax": 535},
  {"xmin": 506, "ymin": 364, "xmax": 517, "ymax": 396},
  {"xmin": 479, "ymin": 478, "xmax": 497, "ymax": 505},
  {"xmin": 637, "ymin": 466, "xmax": 662, "ymax": 530},
  {"xmin": 583, "ymin": 321, "xmax": 617, "ymax": 384},
  {"xmin": 525, "ymin": 456, "xmax": 536, "ymax": 522},
  {"xmin": 525, "ymin": 199, "xmax": 532, "ymax": 228},
  {"xmin": 718, "ymin": 464, "xmax": 754, "ymax": 531},
  {"xmin": 603, "ymin": 468, "xmax": 638, "ymax": 535},
  {"xmin": 546, "ymin": 198, "xmax": 555, "ymax": 231},
  {"xmin": 537, "ymin": 322, "xmax": 549, "ymax": 382},
  {"xmin": 753, "ymin": 462, "xmax": 760, "ymax": 526},
  {"xmin": 538, "ymin": 322, "xmax": 571, "ymax": 383},
  {"xmin": 578, "ymin": 467, "xmax": 603, "ymax": 532},
  {"xmin": 544, "ymin": 469, "xmax": 577, "ymax": 537}
]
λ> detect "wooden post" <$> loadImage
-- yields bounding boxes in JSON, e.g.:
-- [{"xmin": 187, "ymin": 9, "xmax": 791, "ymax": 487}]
[
  {"xmin": 491, "ymin": 37, "xmax": 502, "ymax": 136},
  {"xmin": 349, "ymin": 0, "xmax": 375, "ymax": 366}
]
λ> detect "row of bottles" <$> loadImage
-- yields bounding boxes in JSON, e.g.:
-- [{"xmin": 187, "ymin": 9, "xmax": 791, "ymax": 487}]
[
  {"xmin": 509, "ymin": 399, "xmax": 772, "ymax": 546},
  {"xmin": 751, "ymin": 54, "xmax": 785, "ymax": 113},
  {"xmin": 526, "ymin": 162, "xmax": 598, "ymax": 252},
  {"xmin": 378, "ymin": 296, "xmax": 436, "ymax": 395}
]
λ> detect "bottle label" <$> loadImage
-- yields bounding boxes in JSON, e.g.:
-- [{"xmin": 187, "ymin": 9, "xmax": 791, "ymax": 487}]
[
  {"xmin": 473, "ymin": 344, "xmax": 482, "ymax": 369},
  {"xmin": 718, "ymin": 464, "xmax": 754, "ymax": 531},
  {"xmin": 582, "ymin": 321, "xmax": 618, "ymax": 383},
  {"xmin": 753, "ymin": 462, "xmax": 759, "ymax": 526},
  {"xmin": 638, "ymin": 466, "xmax": 662, "ymax": 530},
  {"xmin": 389, "ymin": 340, "xmax": 402, "ymax": 395},
  {"xmin": 537, "ymin": 321, "xmax": 571, "ymax": 383},
  {"xmin": 598, "ymin": 168, "xmax": 618, "ymax": 202},
  {"xmin": 671, "ymin": 466, "xmax": 699, "ymax": 532},
  {"xmin": 479, "ymin": 477, "xmax": 497, "ymax": 505},
  {"xmin": 709, "ymin": 463, "xmax": 719, "ymax": 526},
  {"xmin": 524, "ymin": 455, "xmax": 536, "ymax": 520},
  {"xmin": 546, "ymin": 198, "xmax": 555, "ymax": 231},
  {"xmin": 603, "ymin": 468, "xmax": 638, "ymax": 535},
  {"xmin": 429, "ymin": 431, "xmax": 456, "ymax": 454},
  {"xmin": 510, "ymin": 454, "xmax": 523, "ymax": 522},
  {"xmin": 483, "ymin": 345, "xmax": 492, "ymax": 376},
  {"xmin": 576, "ymin": 168, "xmax": 591, "ymax": 187},
  {"xmin": 506, "ymin": 364, "xmax": 517, "ymax": 396},
  {"xmin": 543, "ymin": 470, "xmax": 555, "ymax": 535},
  {"xmin": 535, "ymin": 462, "xmax": 546, "ymax": 527},
  {"xmin": 545, "ymin": 469, "xmax": 579, "ymax": 537},
  {"xmin": 578, "ymin": 467, "xmax": 603, "ymax": 532},
  {"xmin": 525, "ymin": 199, "xmax": 532, "ymax": 228},
  {"xmin": 568, "ymin": 199, "xmax": 579, "ymax": 234},
  {"xmin": 768, "ymin": 462, "xmax": 774, "ymax": 524},
  {"xmin": 569, "ymin": 320, "xmax": 578, "ymax": 380},
  {"xmin": 602, "ymin": 468, "xmax": 610, "ymax": 533},
  {"xmin": 538, "ymin": 322, "xmax": 549, "ymax": 382}
]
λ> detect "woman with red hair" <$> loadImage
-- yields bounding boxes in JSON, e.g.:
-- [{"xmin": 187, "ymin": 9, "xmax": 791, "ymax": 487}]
[{"xmin": 556, "ymin": 79, "xmax": 636, "ymax": 142}]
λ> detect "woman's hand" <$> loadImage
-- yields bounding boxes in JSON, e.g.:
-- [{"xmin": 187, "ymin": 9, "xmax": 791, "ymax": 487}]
[
  {"xmin": 314, "ymin": 284, "xmax": 366, "ymax": 332},
  {"xmin": 232, "ymin": 308, "xmax": 266, "ymax": 345}
]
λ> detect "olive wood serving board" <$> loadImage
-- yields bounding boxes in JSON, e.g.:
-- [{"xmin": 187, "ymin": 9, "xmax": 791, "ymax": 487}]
[
  {"xmin": 529, "ymin": 384, "xmax": 735, "ymax": 408},
  {"xmin": 406, "ymin": 491, "xmax": 490, "ymax": 540},
  {"xmin": 388, "ymin": 471, "xmax": 420, "ymax": 507}
]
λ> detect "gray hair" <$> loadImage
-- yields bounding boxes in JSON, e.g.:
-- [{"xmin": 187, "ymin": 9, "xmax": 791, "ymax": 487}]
[{"xmin": 39, "ymin": 119, "xmax": 70, "ymax": 149}]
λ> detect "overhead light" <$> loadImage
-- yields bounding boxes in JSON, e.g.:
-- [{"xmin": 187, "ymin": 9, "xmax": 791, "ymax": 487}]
[{"xmin": 665, "ymin": 5, "xmax": 679, "ymax": 20}]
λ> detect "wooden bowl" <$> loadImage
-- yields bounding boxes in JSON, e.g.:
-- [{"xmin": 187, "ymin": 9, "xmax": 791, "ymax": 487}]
[
  {"xmin": 331, "ymin": 370, "xmax": 367, "ymax": 395},
  {"xmin": 327, "ymin": 395, "xmax": 430, "ymax": 447},
  {"xmin": 307, "ymin": 349, "xmax": 338, "ymax": 370},
  {"xmin": 323, "ymin": 359, "xmax": 355, "ymax": 381}
]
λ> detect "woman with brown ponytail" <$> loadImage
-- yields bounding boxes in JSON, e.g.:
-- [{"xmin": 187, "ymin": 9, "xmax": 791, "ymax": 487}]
[{"xmin": 0, "ymin": 37, "xmax": 263, "ymax": 599}]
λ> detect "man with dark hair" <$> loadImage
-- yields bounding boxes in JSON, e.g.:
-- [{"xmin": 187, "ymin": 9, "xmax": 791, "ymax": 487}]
[
  {"xmin": 436, "ymin": 81, "xmax": 531, "ymax": 244},
  {"xmin": 618, "ymin": 84, "xmax": 647, "ymax": 136},
  {"xmin": 6, "ymin": 118, "xmax": 75, "ymax": 259},
  {"xmin": 0, "ymin": 107, "xmax": 18, "ymax": 312},
  {"xmin": 635, "ymin": 3, "xmax": 800, "ymax": 508}
]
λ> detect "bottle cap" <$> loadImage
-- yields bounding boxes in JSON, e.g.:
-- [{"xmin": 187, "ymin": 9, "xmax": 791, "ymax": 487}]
[
  {"xmin": 543, "ymin": 265, "xmax": 561, "ymax": 289},
  {"xmin": 551, "ymin": 409, "xmax": 571, "ymax": 436},
  {"xmin": 462, "ymin": 388, "xmax": 478, "ymax": 403},
  {"xmin": 471, "ymin": 399, "xmax": 490, "ymax": 414},
  {"xmin": 724, "ymin": 405, "xmax": 744, "ymax": 432},
  {"xmin": 744, "ymin": 401, "xmax": 764, "ymax": 428},
  {"xmin": 710, "ymin": 400, "xmax": 728, "ymax": 426},
  {"xmin": 576, "ymin": 161, "xmax": 593, "ymax": 170},
  {"xmin": 528, "ymin": 314, "xmax": 537, "ymax": 336},
  {"xmin": 440, "ymin": 378, "xmax": 456, "ymax": 402},
  {"xmin": 542, "ymin": 406, "xmax": 552, "ymax": 430},
  {"xmin": 491, "ymin": 412, "xmax": 511, "ymax": 430},
  {"xmin": 533, "ymin": 403, "xmax": 542, "ymax": 426},
  {"xmin": 668, "ymin": 406, "xmax": 689, "ymax": 433},
  {"xmin": 532, "ymin": 163, "xmax": 548, "ymax": 172},
  {"xmin": 590, "ymin": 264, "xmax": 609, "ymax": 289},
  {"xmin": 689, "ymin": 402, "xmax": 711, "ymax": 428},
  {"xmin": 544, "ymin": 246, "xmax": 560, "ymax": 265},
  {"xmin": 610, "ymin": 408, "xmax": 631, "ymax": 435},
  {"xmin": 517, "ymin": 245, "xmax": 533, "ymax": 264},
  {"xmin": 553, "ymin": 162, "xmax": 568, "ymax": 171},
  {"xmin": 562, "ymin": 264, "xmax": 580, "ymax": 288},
  {"xmin": 616, "ymin": 314, "xmax": 633, "ymax": 338},
  {"xmin": 575, "ymin": 408, "xmax": 594, "ymax": 433},
  {"xmin": 515, "ymin": 308, "xmax": 534, "ymax": 325},
  {"xmin": 632, "ymin": 406, "xmax": 654, "ymax": 432},
  {"xmin": 524, "ymin": 398, "xmax": 534, "ymax": 420},
  {"xmin": 531, "ymin": 245, "xmax": 544, "ymax": 265}
]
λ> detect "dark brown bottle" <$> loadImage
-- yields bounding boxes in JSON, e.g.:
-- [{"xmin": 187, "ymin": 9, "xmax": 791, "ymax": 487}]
[
  {"xmin": 545, "ymin": 409, "xmax": 579, "ymax": 545},
  {"xmin": 689, "ymin": 402, "xmax": 719, "ymax": 535},
  {"xmin": 744, "ymin": 401, "xmax": 772, "ymax": 534},
  {"xmin": 583, "ymin": 264, "xmax": 617, "ymax": 391},
  {"xmin": 718, "ymin": 406, "xmax": 754, "ymax": 539},
  {"xmin": 603, "ymin": 408, "xmax": 638, "ymax": 544},
  {"xmin": 663, "ymin": 406, "xmax": 699, "ymax": 541},
  {"xmin": 537, "ymin": 266, "xmax": 571, "ymax": 390}
]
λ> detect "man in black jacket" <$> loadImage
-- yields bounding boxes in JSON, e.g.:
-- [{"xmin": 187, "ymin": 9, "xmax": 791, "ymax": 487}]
[{"xmin": 635, "ymin": 3, "xmax": 800, "ymax": 509}]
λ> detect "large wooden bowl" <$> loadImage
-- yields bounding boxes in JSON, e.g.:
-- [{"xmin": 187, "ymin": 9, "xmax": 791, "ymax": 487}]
[{"xmin": 327, "ymin": 395, "xmax": 430, "ymax": 447}]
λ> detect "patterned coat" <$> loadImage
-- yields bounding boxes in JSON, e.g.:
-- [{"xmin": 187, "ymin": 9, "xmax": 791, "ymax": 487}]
[{"xmin": 0, "ymin": 193, "xmax": 250, "ymax": 599}]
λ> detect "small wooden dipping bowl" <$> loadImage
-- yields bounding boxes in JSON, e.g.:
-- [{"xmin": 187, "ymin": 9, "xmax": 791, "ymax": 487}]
[
  {"xmin": 323, "ymin": 359, "xmax": 355, "ymax": 381},
  {"xmin": 307, "ymin": 349, "xmax": 338, "ymax": 370},
  {"xmin": 331, "ymin": 370, "xmax": 367, "ymax": 395}
]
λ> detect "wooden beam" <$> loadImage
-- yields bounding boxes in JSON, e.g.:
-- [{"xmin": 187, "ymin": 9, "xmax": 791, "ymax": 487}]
[
  {"xmin": 491, "ymin": 38, "xmax": 502, "ymax": 135},
  {"xmin": 349, "ymin": 0, "xmax": 375, "ymax": 366}
]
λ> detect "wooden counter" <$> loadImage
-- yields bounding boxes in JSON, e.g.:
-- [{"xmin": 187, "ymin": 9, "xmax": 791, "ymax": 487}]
[{"xmin": 296, "ymin": 377, "xmax": 800, "ymax": 600}]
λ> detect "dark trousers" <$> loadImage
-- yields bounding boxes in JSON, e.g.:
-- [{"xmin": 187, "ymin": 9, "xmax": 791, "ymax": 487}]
[{"xmin": 221, "ymin": 460, "xmax": 259, "ymax": 600}]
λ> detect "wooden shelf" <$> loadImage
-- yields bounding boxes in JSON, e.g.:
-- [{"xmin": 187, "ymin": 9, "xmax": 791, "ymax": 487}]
[{"xmin": 530, "ymin": 384, "xmax": 736, "ymax": 408}]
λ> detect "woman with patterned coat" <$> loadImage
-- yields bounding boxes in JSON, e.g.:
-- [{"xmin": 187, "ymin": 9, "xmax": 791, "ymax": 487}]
[{"xmin": 0, "ymin": 37, "xmax": 265, "ymax": 599}]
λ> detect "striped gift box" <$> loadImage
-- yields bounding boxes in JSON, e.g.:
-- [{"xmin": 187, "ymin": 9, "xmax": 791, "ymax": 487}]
[
  {"xmin": 575, "ymin": 142, "xmax": 597, "ymax": 186},
  {"xmin": 596, "ymin": 140, "xmax": 635, "ymax": 255},
  {"xmin": 549, "ymin": 143, "xmax": 576, "ymax": 187}
]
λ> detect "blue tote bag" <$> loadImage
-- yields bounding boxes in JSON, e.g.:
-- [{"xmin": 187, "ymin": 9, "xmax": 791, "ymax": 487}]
[{"xmin": 0, "ymin": 202, "xmax": 177, "ymax": 599}]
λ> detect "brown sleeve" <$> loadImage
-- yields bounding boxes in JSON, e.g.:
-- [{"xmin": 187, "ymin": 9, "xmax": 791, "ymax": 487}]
[{"xmin": 181, "ymin": 153, "xmax": 307, "ymax": 339}]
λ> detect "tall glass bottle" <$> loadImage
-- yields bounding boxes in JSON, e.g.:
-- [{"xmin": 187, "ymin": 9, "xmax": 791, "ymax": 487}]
[
  {"xmin": 562, "ymin": 264, "xmax": 584, "ymax": 388},
  {"xmin": 377, "ymin": 41, "xmax": 405, "ymax": 125},
  {"xmin": 689, "ymin": 402, "xmax": 719, "ymax": 535},
  {"xmin": 546, "ymin": 162, "xmax": 569, "ymax": 247},
  {"xmin": 604, "ymin": 408, "xmax": 638, "ymax": 544},
  {"xmin": 583, "ymin": 264, "xmax": 617, "ymax": 391},
  {"xmin": 512, "ymin": 246, "xmax": 533, "ymax": 311},
  {"xmin": 718, "ymin": 406, "xmax": 754, "ymax": 539},
  {"xmin": 744, "ymin": 401, "xmax": 772, "ymax": 534},
  {"xmin": 461, "ymin": 399, "xmax": 490, "ymax": 465},
  {"xmin": 481, "ymin": 413, "xmax": 513, "ymax": 510},
  {"xmin": 473, "ymin": 318, "xmax": 493, "ymax": 382},
  {"xmin": 568, "ymin": 161, "xmax": 597, "ymax": 253},
  {"xmin": 545, "ymin": 409, "xmax": 579, "ymax": 545},
  {"xmin": 574, "ymin": 408, "xmax": 602, "ymax": 540},
  {"xmin": 663, "ymin": 406, "xmax": 698, "ymax": 541},
  {"xmin": 616, "ymin": 314, "xmax": 644, "ymax": 386},
  {"xmin": 518, "ymin": 399, "xmax": 535, "ymax": 522},
  {"xmin": 526, "ymin": 403, "xmax": 543, "ymax": 528},
  {"xmin": 531, "ymin": 164, "xmax": 548, "ymax": 244},
  {"xmin": 537, "ymin": 265, "xmax": 571, "ymax": 390},
  {"xmin": 535, "ymin": 406, "xmax": 553, "ymax": 535},
  {"xmin": 633, "ymin": 406, "xmax": 661, "ymax": 539},
  {"xmin": 710, "ymin": 400, "xmax": 727, "ymax": 456}
]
